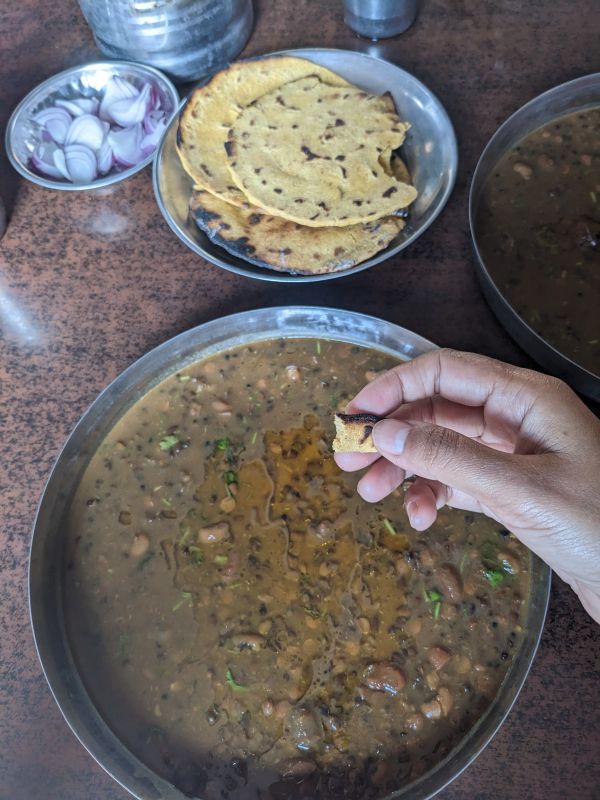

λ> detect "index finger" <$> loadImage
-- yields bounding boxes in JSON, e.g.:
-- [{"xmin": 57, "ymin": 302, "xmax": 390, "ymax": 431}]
[{"xmin": 346, "ymin": 349, "xmax": 542, "ymax": 422}]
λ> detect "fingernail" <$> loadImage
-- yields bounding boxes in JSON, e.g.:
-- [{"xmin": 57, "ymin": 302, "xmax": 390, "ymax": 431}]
[
  {"xmin": 405, "ymin": 499, "xmax": 423, "ymax": 529},
  {"xmin": 373, "ymin": 419, "xmax": 410, "ymax": 455}
]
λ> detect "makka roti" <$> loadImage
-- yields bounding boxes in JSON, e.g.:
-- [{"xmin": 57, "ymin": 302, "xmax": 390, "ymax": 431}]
[
  {"xmin": 177, "ymin": 56, "xmax": 350, "ymax": 207},
  {"xmin": 189, "ymin": 156, "xmax": 411, "ymax": 275},
  {"xmin": 225, "ymin": 76, "xmax": 417, "ymax": 227},
  {"xmin": 189, "ymin": 190, "xmax": 404, "ymax": 275}
]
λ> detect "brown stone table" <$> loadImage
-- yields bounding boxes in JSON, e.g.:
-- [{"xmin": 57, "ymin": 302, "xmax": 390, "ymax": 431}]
[{"xmin": 1, "ymin": 1, "xmax": 599, "ymax": 798}]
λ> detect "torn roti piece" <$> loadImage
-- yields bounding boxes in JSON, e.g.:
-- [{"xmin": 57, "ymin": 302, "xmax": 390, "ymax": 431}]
[{"xmin": 333, "ymin": 412, "xmax": 382, "ymax": 453}]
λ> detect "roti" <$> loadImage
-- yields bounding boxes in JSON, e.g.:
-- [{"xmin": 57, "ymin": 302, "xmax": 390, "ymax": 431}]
[
  {"xmin": 225, "ymin": 76, "xmax": 417, "ymax": 227},
  {"xmin": 190, "ymin": 155, "xmax": 412, "ymax": 275},
  {"xmin": 189, "ymin": 190, "xmax": 405, "ymax": 275},
  {"xmin": 177, "ymin": 56, "xmax": 350, "ymax": 207}
]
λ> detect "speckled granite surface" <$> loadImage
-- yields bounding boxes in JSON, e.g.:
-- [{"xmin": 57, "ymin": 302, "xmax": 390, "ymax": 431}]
[{"xmin": 0, "ymin": 1, "xmax": 599, "ymax": 798}]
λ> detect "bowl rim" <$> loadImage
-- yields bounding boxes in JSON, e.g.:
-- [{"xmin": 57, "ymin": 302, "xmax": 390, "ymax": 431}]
[
  {"xmin": 152, "ymin": 47, "xmax": 459, "ymax": 283},
  {"xmin": 469, "ymin": 71, "xmax": 600, "ymax": 397},
  {"xmin": 6, "ymin": 59, "xmax": 180, "ymax": 191},
  {"xmin": 29, "ymin": 306, "xmax": 550, "ymax": 800}
]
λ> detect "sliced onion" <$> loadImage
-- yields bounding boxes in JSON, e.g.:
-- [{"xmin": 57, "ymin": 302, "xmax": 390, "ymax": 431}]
[
  {"xmin": 72, "ymin": 97, "xmax": 99, "ymax": 115},
  {"xmin": 55, "ymin": 98, "xmax": 87, "ymax": 117},
  {"xmin": 31, "ymin": 145, "xmax": 65, "ymax": 179},
  {"xmin": 103, "ymin": 83, "xmax": 151, "ymax": 128},
  {"xmin": 99, "ymin": 76, "xmax": 139, "ymax": 120},
  {"xmin": 141, "ymin": 116, "xmax": 167, "ymax": 156},
  {"xmin": 97, "ymin": 138, "xmax": 113, "ymax": 175},
  {"xmin": 149, "ymin": 84, "xmax": 162, "ymax": 111},
  {"xmin": 143, "ymin": 109, "xmax": 166, "ymax": 134},
  {"xmin": 64, "ymin": 144, "xmax": 97, "ymax": 183},
  {"xmin": 65, "ymin": 113, "xmax": 108, "ymax": 151},
  {"xmin": 52, "ymin": 148, "xmax": 71, "ymax": 180},
  {"xmin": 107, "ymin": 123, "xmax": 143, "ymax": 167},
  {"xmin": 33, "ymin": 106, "xmax": 72, "ymax": 145}
]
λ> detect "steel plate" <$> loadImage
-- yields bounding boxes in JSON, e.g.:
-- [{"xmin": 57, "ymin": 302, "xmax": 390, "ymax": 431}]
[{"xmin": 153, "ymin": 48, "xmax": 458, "ymax": 282}]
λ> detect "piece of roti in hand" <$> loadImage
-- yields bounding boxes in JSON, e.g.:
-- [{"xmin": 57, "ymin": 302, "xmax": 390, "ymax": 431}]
[{"xmin": 333, "ymin": 412, "xmax": 382, "ymax": 453}]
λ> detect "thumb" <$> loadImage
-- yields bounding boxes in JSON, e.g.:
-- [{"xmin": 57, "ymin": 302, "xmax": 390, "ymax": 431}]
[{"xmin": 372, "ymin": 418, "xmax": 523, "ymax": 502}]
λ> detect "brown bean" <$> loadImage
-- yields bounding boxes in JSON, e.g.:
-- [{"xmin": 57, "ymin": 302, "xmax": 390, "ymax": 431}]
[
  {"xmin": 428, "ymin": 646, "xmax": 451, "ymax": 671},
  {"xmin": 358, "ymin": 617, "xmax": 371, "ymax": 636},
  {"xmin": 497, "ymin": 549, "xmax": 520, "ymax": 575},
  {"xmin": 212, "ymin": 399, "xmax": 231, "ymax": 414},
  {"xmin": 513, "ymin": 161, "xmax": 533, "ymax": 179},
  {"xmin": 130, "ymin": 532, "xmax": 149, "ymax": 557},
  {"xmin": 426, "ymin": 670, "xmax": 440, "ymax": 690},
  {"xmin": 198, "ymin": 522, "xmax": 230, "ymax": 544},
  {"xmin": 453, "ymin": 654, "xmax": 471, "ymax": 674},
  {"xmin": 404, "ymin": 617, "xmax": 422, "ymax": 637},
  {"xmin": 364, "ymin": 662, "xmax": 406, "ymax": 696},
  {"xmin": 280, "ymin": 758, "xmax": 317, "ymax": 780},
  {"xmin": 274, "ymin": 700, "xmax": 292, "ymax": 720},
  {"xmin": 437, "ymin": 686, "xmax": 454, "ymax": 716},
  {"xmin": 436, "ymin": 564, "xmax": 463, "ymax": 601},
  {"xmin": 283, "ymin": 705, "xmax": 323, "ymax": 751},
  {"xmin": 406, "ymin": 712, "xmax": 424, "ymax": 732},
  {"xmin": 420, "ymin": 699, "xmax": 442, "ymax": 720},
  {"xmin": 262, "ymin": 699, "xmax": 274, "ymax": 718},
  {"xmin": 219, "ymin": 496, "xmax": 236, "ymax": 513}
]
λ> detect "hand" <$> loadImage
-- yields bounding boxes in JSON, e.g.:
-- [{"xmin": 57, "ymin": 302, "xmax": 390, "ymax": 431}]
[{"xmin": 335, "ymin": 349, "xmax": 600, "ymax": 623}]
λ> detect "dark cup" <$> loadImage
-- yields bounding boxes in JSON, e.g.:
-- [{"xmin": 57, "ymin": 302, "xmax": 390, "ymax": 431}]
[{"xmin": 344, "ymin": 0, "xmax": 419, "ymax": 39}]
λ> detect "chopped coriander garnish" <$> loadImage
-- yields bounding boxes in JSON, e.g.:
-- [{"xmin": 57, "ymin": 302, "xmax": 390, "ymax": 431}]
[
  {"xmin": 425, "ymin": 589, "xmax": 442, "ymax": 603},
  {"xmin": 214, "ymin": 554, "xmax": 228, "ymax": 566},
  {"xmin": 172, "ymin": 591, "xmax": 193, "ymax": 611},
  {"xmin": 179, "ymin": 524, "xmax": 192, "ymax": 545},
  {"xmin": 216, "ymin": 438, "xmax": 231, "ymax": 451},
  {"xmin": 177, "ymin": 374, "xmax": 191, "ymax": 382},
  {"xmin": 159, "ymin": 434, "xmax": 179, "ymax": 451},
  {"xmin": 224, "ymin": 470, "xmax": 237, "ymax": 485},
  {"xmin": 316, "ymin": 341, "xmax": 321, "ymax": 355},
  {"xmin": 302, "ymin": 605, "xmax": 322, "ymax": 619},
  {"xmin": 188, "ymin": 545, "xmax": 204, "ymax": 565},
  {"xmin": 225, "ymin": 668, "xmax": 247, "ymax": 691},
  {"xmin": 330, "ymin": 395, "xmax": 339, "ymax": 409},
  {"xmin": 250, "ymin": 431, "xmax": 258, "ymax": 445},
  {"xmin": 383, "ymin": 518, "xmax": 397, "ymax": 536},
  {"xmin": 432, "ymin": 601, "xmax": 442, "ymax": 620},
  {"xmin": 484, "ymin": 569, "xmax": 505, "ymax": 588}
]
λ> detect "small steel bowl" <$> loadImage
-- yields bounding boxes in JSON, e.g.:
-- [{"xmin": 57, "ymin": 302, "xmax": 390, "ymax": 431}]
[
  {"xmin": 469, "ymin": 73, "xmax": 600, "ymax": 401},
  {"xmin": 6, "ymin": 61, "xmax": 179, "ymax": 191}
]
